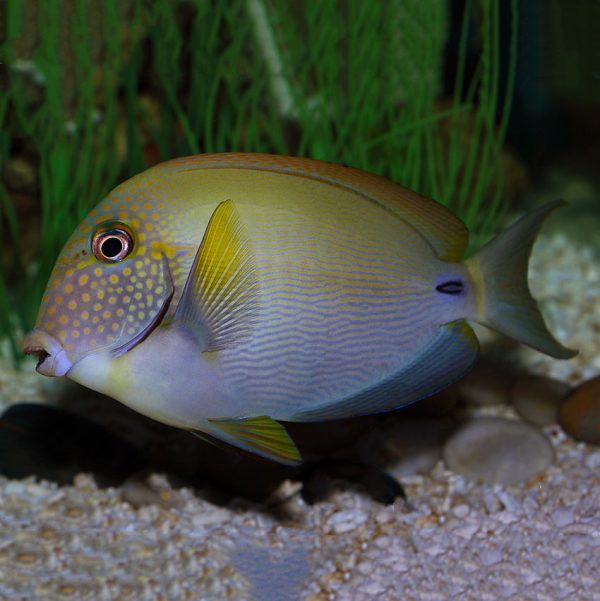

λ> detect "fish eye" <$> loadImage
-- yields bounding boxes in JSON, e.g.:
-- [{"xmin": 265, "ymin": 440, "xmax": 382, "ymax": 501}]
[{"xmin": 91, "ymin": 222, "xmax": 134, "ymax": 263}]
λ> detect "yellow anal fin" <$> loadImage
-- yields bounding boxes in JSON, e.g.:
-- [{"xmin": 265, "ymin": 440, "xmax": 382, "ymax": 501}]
[
  {"xmin": 207, "ymin": 416, "xmax": 302, "ymax": 465},
  {"xmin": 175, "ymin": 199, "xmax": 259, "ymax": 351}
]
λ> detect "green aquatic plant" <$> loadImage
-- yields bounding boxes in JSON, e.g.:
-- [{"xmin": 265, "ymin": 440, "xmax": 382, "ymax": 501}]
[{"xmin": 0, "ymin": 0, "xmax": 517, "ymax": 361}]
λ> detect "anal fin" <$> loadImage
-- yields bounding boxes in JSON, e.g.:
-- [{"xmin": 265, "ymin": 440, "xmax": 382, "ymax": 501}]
[{"xmin": 205, "ymin": 416, "xmax": 302, "ymax": 465}]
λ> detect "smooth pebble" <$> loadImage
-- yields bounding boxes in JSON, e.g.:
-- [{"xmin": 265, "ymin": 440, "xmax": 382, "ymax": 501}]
[
  {"xmin": 326, "ymin": 509, "xmax": 368, "ymax": 534},
  {"xmin": 443, "ymin": 416, "xmax": 555, "ymax": 485},
  {"xmin": 511, "ymin": 374, "xmax": 571, "ymax": 426},
  {"xmin": 120, "ymin": 475, "xmax": 177, "ymax": 509},
  {"xmin": 559, "ymin": 376, "xmax": 600, "ymax": 444}
]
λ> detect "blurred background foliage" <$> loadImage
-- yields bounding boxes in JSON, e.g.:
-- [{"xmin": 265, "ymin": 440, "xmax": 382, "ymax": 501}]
[{"xmin": 0, "ymin": 0, "xmax": 518, "ymax": 360}]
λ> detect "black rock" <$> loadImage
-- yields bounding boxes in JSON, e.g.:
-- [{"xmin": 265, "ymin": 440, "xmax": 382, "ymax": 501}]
[
  {"xmin": 0, "ymin": 403, "xmax": 146, "ymax": 486},
  {"xmin": 298, "ymin": 459, "xmax": 406, "ymax": 506}
]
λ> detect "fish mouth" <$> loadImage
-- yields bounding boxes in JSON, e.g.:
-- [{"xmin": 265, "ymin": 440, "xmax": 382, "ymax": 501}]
[{"xmin": 21, "ymin": 330, "xmax": 72, "ymax": 377}]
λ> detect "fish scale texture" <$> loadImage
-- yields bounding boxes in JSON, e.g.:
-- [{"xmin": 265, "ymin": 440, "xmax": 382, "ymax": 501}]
[{"xmin": 0, "ymin": 232, "xmax": 598, "ymax": 600}]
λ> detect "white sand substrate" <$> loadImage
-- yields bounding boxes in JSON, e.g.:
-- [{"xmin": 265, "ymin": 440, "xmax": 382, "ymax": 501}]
[{"xmin": 0, "ymin": 232, "xmax": 598, "ymax": 601}]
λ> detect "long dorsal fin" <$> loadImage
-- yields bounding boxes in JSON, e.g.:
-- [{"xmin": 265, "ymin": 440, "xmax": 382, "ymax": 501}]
[
  {"xmin": 205, "ymin": 416, "xmax": 302, "ymax": 465},
  {"xmin": 293, "ymin": 320, "xmax": 479, "ymax": 421},
  {"xmin": 160, "ymin": 153, "xmax": 469, "ymax": 260},
  {"xmin": 174, "ymin": 199, "xmax": 259, "ymax": 351}
]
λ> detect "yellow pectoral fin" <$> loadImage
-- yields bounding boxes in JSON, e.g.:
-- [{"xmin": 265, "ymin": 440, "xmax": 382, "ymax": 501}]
[
  {"xmin": 205, "ymin": 416, "xmax": 302, "ymax": 465},
  {"xmin": 174, "ymin": 199, "xmax": 259, "ymax": 352}
]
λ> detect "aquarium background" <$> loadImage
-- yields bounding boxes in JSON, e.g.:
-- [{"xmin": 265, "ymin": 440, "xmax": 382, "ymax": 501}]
[
  {"xmin": 0, "ymin": 4, "xmax": 599, "ymax": 599},
  {"xmin": 0, "ymin": 0, "xmax": 598, "ymax": 360}
]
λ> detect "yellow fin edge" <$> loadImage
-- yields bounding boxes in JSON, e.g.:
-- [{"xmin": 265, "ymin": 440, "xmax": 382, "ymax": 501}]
[
  {"xmin": 174, "ymin": 199, "xmax": 259, "ymax": 351},
  {"xmin": 207, "ymin": 416, "xmax": 302, "ymax": 465}
]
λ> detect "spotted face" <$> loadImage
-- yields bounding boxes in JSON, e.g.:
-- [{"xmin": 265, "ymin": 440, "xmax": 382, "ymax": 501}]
[{"xmin": 24, "ymin": 194, "xmax": 177, "ymax": 376}]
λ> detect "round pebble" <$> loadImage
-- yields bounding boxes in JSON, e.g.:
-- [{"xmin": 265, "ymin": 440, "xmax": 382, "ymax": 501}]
[
  {"xmin": 443, "ymin": 417, "xmax": 555, "ymax": 485},
  {"xmin": 457, "ymin": 359, "xmax": 513, "ymax": 406},
  {"xmin": 121, "ymin": 475, "xmax": 175, "ymax": 509},
  {"xmin": 511, "ymin": 374, "xmax": 572, "ymax": 426},
  {"xmin": 559, "ymin": 376, "xmax": 600, "ymax": 445}
]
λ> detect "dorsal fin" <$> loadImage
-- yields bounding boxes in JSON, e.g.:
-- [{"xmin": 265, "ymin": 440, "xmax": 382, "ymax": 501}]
[
  {"xmin": 205, "ymin": 416, "xmax": 302, "ymax": 465},
  {"xmin": 174, "ymin": 199, "xmax": 259, "ymax": 351},
  {"xmin": 159, "ymin": 153, "xmax": 469, "ymax": 260}
]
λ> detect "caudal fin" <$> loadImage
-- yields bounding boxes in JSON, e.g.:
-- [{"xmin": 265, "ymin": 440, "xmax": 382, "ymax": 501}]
[{"xmin": 464, "ymin": 201, "xmax": 576, "ymax": 359}]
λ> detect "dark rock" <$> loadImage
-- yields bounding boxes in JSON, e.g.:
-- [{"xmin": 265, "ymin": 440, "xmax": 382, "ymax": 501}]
[
  {"xmin": 0, "ymin": 403, "xmax": 145, "ymax": 486},
  {"xmin": 298, "ymin": 459, "xmax": 405, "ymax": 505},
  {"xmin": 559, "ymin": 376, "xmax": 600, "ymax": 444}
]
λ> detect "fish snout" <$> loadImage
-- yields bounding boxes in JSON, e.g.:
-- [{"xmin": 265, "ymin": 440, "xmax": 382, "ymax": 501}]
[{"xmin": 22, "ymin": 330, "xmax": 72, "ymax": 377}]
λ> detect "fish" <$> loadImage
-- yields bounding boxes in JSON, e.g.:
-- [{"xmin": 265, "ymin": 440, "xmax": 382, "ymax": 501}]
[{"xmin": 22, "ymin": 153, "xmax": 576, "ymax": 464}]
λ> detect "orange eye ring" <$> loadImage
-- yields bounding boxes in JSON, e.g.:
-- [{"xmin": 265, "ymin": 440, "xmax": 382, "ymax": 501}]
[{"xmin": 91, "ymin": 222, "xmax": 134, "ymax": 263}]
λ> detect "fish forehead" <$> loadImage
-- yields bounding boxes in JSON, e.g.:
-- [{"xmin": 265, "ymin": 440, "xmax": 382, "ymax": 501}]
[
  {"xmin": 93, "ymin": 172, "xmax": 198, "ymax": 284},
  {"xmin": 44, "ymin": 162, "xmax": 196, "ymax": 296}
]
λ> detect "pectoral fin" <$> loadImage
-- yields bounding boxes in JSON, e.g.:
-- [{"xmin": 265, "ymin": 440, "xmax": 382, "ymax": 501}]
[
  {"xmin": 205, "ymin": 416, "xmax": 302, "ymax": 465},
  {"xmin": 174, "ymin": 199, "xmax": 259, "ymax": 351}
]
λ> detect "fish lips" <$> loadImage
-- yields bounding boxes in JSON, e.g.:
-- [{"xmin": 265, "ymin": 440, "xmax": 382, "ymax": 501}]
[{"xmin": 22, "ymin": 330, "xmax": 73, "ymax": 377}]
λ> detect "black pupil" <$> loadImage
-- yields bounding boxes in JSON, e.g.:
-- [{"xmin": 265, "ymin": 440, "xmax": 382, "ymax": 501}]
[{"xmin": 101, "ymin": 235, "xmax": 123, "ymax": 258}]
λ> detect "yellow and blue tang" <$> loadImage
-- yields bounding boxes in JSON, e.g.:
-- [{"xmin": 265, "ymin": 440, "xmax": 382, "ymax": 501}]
[{"xmin": 23, "ymin": 153, "xmax": 576, "ymax": 463}]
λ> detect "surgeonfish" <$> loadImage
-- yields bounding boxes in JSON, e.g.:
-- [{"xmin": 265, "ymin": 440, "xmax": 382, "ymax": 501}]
[{"xmin": 22, "ymin": 154, "xmax": 576, "ymax": 464}]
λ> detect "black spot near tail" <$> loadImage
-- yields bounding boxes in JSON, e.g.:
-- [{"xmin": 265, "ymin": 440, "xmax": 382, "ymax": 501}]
[{"xmin": 436, "ymin": 280, "xmax": 464, "ymax": 295}]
